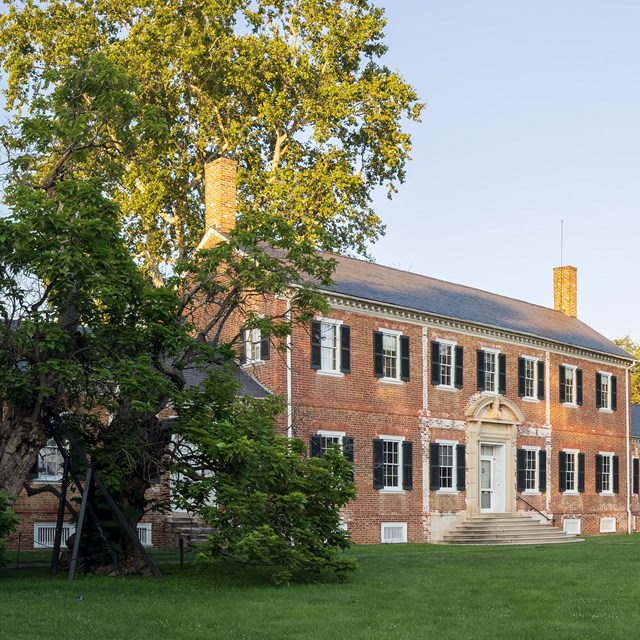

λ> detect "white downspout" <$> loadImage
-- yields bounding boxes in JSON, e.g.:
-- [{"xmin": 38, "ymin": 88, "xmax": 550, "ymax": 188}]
[
  {"xmin": 286, "ymin": 303, "xmax": 293, "ymax": 439},
  {"xmin": 626, "ymin": 363, "xmax": 633, "ymax": 532}
]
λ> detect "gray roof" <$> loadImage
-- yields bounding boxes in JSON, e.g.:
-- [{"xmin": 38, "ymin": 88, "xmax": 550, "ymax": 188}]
[
  {"xmin": 632, "ymin": 405, "xmax": 640, "ymax": 437},
  {"xmin": 183, "ymin": 362, "xmax": 270, "ymax": 398},
  {"xmin": 321, "ymin": 253, "xmax": 631, "ymax": 361}
]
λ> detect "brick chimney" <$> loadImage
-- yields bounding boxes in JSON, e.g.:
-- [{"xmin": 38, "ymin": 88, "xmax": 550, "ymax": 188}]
[
  {"xmin": 204, "ymin": 157, "xmax": 237, "ymax": 234},
  {"xmin": 553, "ymin": 265, "xmax": 577, "ymax": 318}
]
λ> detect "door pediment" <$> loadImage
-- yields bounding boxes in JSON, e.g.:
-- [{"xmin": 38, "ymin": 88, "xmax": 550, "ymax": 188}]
[{"xmin": 465, "ymin": 395, "xmax": 524, "ymax": 425}]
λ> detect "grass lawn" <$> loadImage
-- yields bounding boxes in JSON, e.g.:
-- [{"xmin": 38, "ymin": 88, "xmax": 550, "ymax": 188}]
[{"xmin": 2, "ymin": 536, "xmax": 640, "ymax": 639}]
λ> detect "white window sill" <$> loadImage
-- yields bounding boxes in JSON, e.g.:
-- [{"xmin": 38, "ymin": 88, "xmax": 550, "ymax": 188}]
[
  {"xmin": 242, "ymin": 360, "xmax": 264, "ymax": 367},
  {"xmin": 481, "ymin": 390, "xmax": 499, "ymax": 397},
  {"xmin": 379, "ymin": 487, "xmax": 405, "ymax": 494},
  {"xmin": 599, "ymin": 491, "xmax": 614, "ymax": 497},
  {"xmin": 523, "ymin": 490, "xmax": 541, "ymax": 496},
  {"xmin": 379, "ymin": 378, "xmax": 404, "ymax": 385},
  {"xmin": 563, "ymin": 490, "xmax": 579, "ymax": 495},
  {"xmin": 317, "ymin": 370, "xmax": 344, "ymax": 378},
  {"xmin": 522, "ymin": 397, "xmax": 541, "ymax": 404},
  {"xmin": 436, "ymin": 488, "xmax": 458, "ymax": 495},
  {"xmin": 435, "ymin": 385, "xmax": 459, "ymax": 393},
  {"xmin": 598, "ymin": 408, "xmax": 613, "ymax": 414},
  {"xmin": 562, "ymin": 402, "xmax": 579, "ymax": 409}
]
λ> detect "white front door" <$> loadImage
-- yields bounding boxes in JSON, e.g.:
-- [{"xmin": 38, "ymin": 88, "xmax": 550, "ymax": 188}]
[{"xmin": 480, "ymin": 443, "xmax": 505, "ymax": 512}]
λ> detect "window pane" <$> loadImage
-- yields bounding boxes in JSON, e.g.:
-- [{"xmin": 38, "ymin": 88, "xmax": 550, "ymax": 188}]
[
  {"xmin": 320, "ymin": 322, "xmax": 338, "ymax": 371},
  {"xmin": 383, "ymin": 440, "xmax": 399, "ymax": 487},
  {"xmin": 484, "ymin": 352, "xmax": 496, "ymax": 392},
  {"xmin": 524, "ymin": 360, "xmax": 535, "ymax": 398},
  {"xmin": 439, "ymin": 444, "xmax": 454, "ymax": 489},
  {"xmin": 524, "ymin": 450, "xmax": 537, "ymax": 490},
  {"xmin": 439, "ymin": 344, "xmax": 452, "ymax": 386},
  {"xmin": 382, "ymin": 334, "xmax": 398, "ymax": 379}
]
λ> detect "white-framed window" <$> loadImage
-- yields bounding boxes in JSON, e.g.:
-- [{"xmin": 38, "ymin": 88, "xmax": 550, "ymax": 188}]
[
  {"xmin": 374, "ymin": 329, "xmax": 410, "ymax": 382},
  {"xmin": 438, "ymin": 442, "xmax": 455, "ymax": 490},
  {"xmin": 432, "ymin": 340, "xmax": 463, "ymax": 389},
  {"xmin": 34, "ymin": 438, "xmax": 65, "ymax": 482},
  {"xmin": 373, "ymin": 435, "xmax": 412, "ymax": 492},
  {"xmin": 430, "ymin": 440, "xmax": 465, "ymax": 492},
  {"xmin": 320, "ymin": 320, "xmax": 340, "ymax": 372},
  {"xmin": 381, "ymin": 522, "xmax": 407, "ymax": 543},
  {"xmin": 382, "ymin": 331, "xmax": 399, "ymax": 380},
  {"xmin": 560, "ymin": 364, "xmax": 582, "ymax": 406},
  {"xmin": 596, "ymin": 451, "xmax": 618, "ymax": 495},
  {"xmin": 317, "ymin": 430, "xmax": 345, "ymax": 455},
  {"xmin": 596, "ymin": 372, "xmax": 616, "ymax": 411},
  {"xmin": 519, "ymin": 356, "xmax": 544, "ymax": 401},
  {"xmin": 437, "ymin": 341, "xmax": 453, "ymax": 386},
  {"xmin": 560, "ymin": 449, "xmax": 581, "ymax": 494},
  {"xmin": 483, "ymin": 350, "xmax": 498, "ymax": 393},
  {"xmin": 137, "ymin": 523, "xmax": 153, "ymax": 547},
  {"xmin": 243, "ymin": 327, "xmax": 264, "ymax": 363},
  {"xmin": 477, "ymin": 348, "xmax": 504, "ymax": 394},
  {"xmin": 524, "ymin": 449, "xmax": 537, "ymax": 490}
]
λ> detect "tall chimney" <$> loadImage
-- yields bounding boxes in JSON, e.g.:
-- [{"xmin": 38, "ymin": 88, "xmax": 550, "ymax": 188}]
[
  {"xmin": 204, "ymin": 157, "xmax": 237, "ymax": 234},
  {"xmin": 553, "ymin": 265, "xmax": 577, "ymax": 318}
]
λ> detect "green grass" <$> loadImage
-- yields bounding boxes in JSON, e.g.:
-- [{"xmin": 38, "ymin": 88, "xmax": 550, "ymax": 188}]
[{"xmin": 2, "ymin": 536, "xmax": 640, "ymax": 639}]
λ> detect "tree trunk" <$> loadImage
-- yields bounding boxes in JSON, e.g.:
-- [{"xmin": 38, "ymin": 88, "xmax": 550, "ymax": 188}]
[{"xmin": 0, "ymin": 416, "xmax": 48, "ymax": 497}]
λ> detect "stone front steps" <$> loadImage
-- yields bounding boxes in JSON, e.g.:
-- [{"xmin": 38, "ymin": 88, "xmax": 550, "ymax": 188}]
[{"xmin": 442, "ymin": 513, "xmax": 583, "ymax": 545}]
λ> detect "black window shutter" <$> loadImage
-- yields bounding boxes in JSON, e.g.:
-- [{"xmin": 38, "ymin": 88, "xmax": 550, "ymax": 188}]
[
  {"xmin": 343, "ymin": 436, "xmax": 354, "ymax": 464},
  {"xmin": 559, "ymin": 451, "xmax": 567, "ymax": 492},
  {"xmin": 310, "ymin": 320, "xmax": 322, "ymax": 370},
  {"xmin": 576, "ymin": 369, "xmax": 583, "ymax": 406},
  {"xmin": 611, "ymin": 376, "xmax": 617, "ymax": 411},
  {"xmin": 455, "ymin": 346, "xmax": 464, "ymax": 389},
  {"xmin": 27, "ymin": 459, "xmax": 39, "ymax": 480},
  {"xmin": 633, "ymin": 458, "xmax": 639, "ymax": 495},
  {"xmin": 402, "ymin": 441, "xmax": 413, "ymax": 490},
  {"xmin": 477, "ymin": 350, "xmax": 486, "ymax": 391},
  {"xmin": 430, "ymin": 443, "xmax": 440, "ymax": 490},
  {"xmin": 373, "ymin": 439, "xmax": 384, "ymax": 489},
  {"xmin": 239, "ymin": 328, "xmax": 247, "ymax": 364},
  {"xmin": 516, "ymin": 449, "xmax": 526, "ymax": 492},
  {"xmin": 537, "ymin": 361, "xmax": 545, "ymax": 400},
  {"xmin": 340, "ymin": 325, "xmax": 351, "ymax": 373},
  {"xmin": 400, "ymin": 336, "xmax": 410, "ymax": 381},
  {"xmin": 595, "ymin": 373, "xmax": 602, "ymax": 409},
  {"xmin": 456, "ymin": 444, "xmax": 465, "ymax": 491},
  {"xmin": 595, "ymin": 454, "xmax": 603, "ymax": 493},
  {"xmin": 431, "ymin": 341, "xmax": 440, "ymax": 385},
  {"xmin": 373, "ymin": 332, "xmax": 384, "ymax": 378},
  {"xmin": 260, "ymin": 336, "xmax": 270, "ymax": 361},
  {"xmin": 578, "ymin": 453, "xmax": 585, "ymax": 493},
  {"xmin": 559, "ymin": 365, "xmax": 566, "ymax": 403},
  {"xmin": 498, "ymin": 354, "xmax": 507, "ymax": 395},
  {"xmin": 518, "ymin": 358, "xmax": 525, "ymax": 397},
  {"xmin": 613, "ymin": 455, "xmax": 619, "ymax": 493},
  {"xmin": 539, "ymin": 450, "xmax": 547, "ymax": 492},
  {"xmin": 310, "ymin": 435, "xmax": 322, "ymax": 457}
]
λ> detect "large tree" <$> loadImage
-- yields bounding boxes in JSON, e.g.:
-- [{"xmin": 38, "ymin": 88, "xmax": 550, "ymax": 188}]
[{"xmin": 0, "ymin": 0, "xmax": 421, "ymax": 574}]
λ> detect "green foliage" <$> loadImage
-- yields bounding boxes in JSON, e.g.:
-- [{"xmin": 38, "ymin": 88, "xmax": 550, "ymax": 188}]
[
  {"xmin": 0, "ymin": 494, "xmax": 18, "ymax": 564},
  {"xmin": 0, "ymin": 0, "xmax": 422, "ymax": 276},
  {"xmin": 173, "ymin": 366, "xmax": 357, "ymax": 583},
  {"xmin": 614, "ymin": 336, "xmax": 640, "ymax": 404}
]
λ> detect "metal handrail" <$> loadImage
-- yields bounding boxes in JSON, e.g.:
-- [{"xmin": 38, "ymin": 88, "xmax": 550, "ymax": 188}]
[{"xmin": 517, "ymin": 495, "xmax": 553, "ymax": 523}]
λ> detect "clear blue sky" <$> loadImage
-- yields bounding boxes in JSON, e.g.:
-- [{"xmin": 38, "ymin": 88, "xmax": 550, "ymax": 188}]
[{"xmin": 371, "ymin": 1, "xmax": 640, "ymax": 342}]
